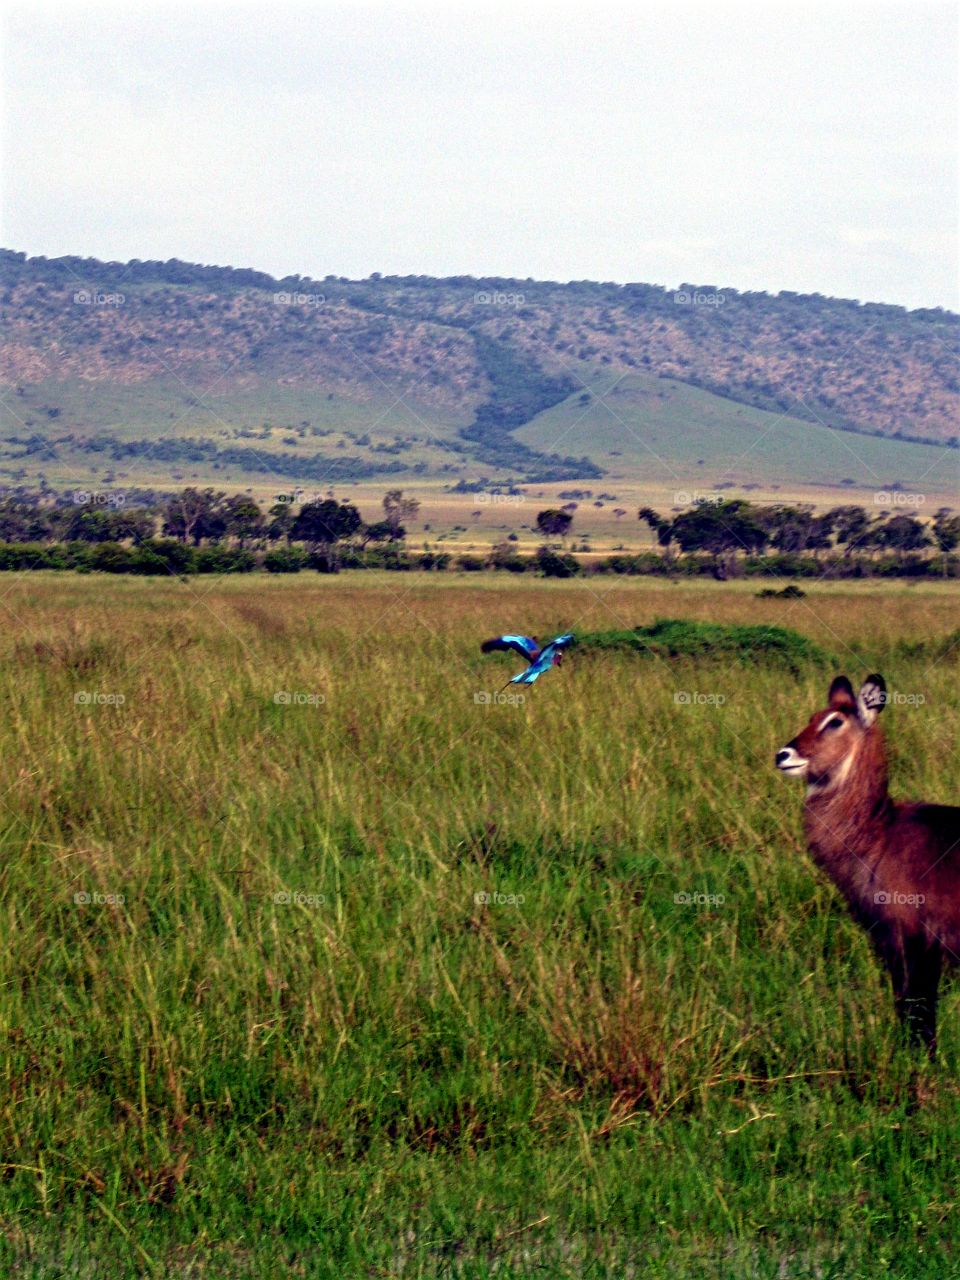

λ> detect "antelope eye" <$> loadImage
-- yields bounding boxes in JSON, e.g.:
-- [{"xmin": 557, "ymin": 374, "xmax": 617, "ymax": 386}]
[{"xmin": 823, "ymin": 717, "xmax": 845, "ymax": 732}]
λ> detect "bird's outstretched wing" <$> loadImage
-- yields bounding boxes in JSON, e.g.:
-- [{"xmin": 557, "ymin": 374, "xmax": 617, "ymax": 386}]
[
  {"xmin": 507, "ymin": 633, "xmax": 575, "ymax": 685},
  {"xmin": 480, "ymin": 634, "xmax": 540, "ymax": 664},
  {"xmin": 547, "ymin": 632, "xmax": 576, "ymax": 653}
]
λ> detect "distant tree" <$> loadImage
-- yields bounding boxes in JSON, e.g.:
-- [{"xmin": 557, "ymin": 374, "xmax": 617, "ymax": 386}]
[
  {"xmin": 805, "ymin": 512, "xmax": 836, "ymax": 556},
  {"xmin": 759, "ymin": 506, "xmax": 810, "ymax": 554},
  {"xmin": 827, "ymin": 506, "xmax": 871, "ymax": 555},
  {"xmin": 669, "ymin": 500, "xmax": 768, "ymax": 576},
  {"xmin": 109, "ymin": 510, "xmax": 155, "ymax": 545},
  {"xmin": 536, "ymin": 508, "xmax": 573, "ymax": 539},
  {"xmin": 266, "ymin": 502, "xmax": 294, "ymax": 544},
  {"xmin": 932, "ymin": 507, "xmax": 960, "ymax": 575},
  {"xmin": 291, "ymin": 499, "xmax": 362, "ymax": 568},
  {"xmin": 760, "ymin": 506, "xmax": 835, "ymax": 557},
  {"xmin": 359, "ymin": 519, "xmax": 396, "ymax": 549},
  {"xmin": 874, "ymin": 514, "xmax": 930, "ymax": 560},
  {"xmin": 64, "ymin": 508, "xmax": 154, "ymax": 545},
  {"xmin": 637, "ymin": 506, "xmax": 673, "ymax": 548},
  {"xmin": 63, "ymin": 509, "xmax": 117, "ymax": 543},
  {"xmin": 163, "ymin": 488, "xmax": 227, "ymax": 544},
  {"xmin": 223, "ymin": 496, "xmax": 264, "ymax": 547},
  {"xmin": 0, "ymin": 503, "xmax": 26, "ymax": 541},
  {"xmin": 382, "ymin": 489, "xmax": 420, "ymax": 538},
  {"xmin": 22, "ymin": 510, "xmax": 55, "ymax": 542}
]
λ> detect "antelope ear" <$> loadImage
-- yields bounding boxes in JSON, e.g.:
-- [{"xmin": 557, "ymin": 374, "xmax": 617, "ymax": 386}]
[
  {"xmin": 828, "ymin": 676, "xmax": 856, "ymax": 710},
  {"xmin": 857, "ymin": 674, "xmax": 887, "ymax": 726}
]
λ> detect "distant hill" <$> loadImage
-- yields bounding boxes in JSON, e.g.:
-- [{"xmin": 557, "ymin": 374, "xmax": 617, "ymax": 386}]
[{"xmin": 0, "ymin": 249, "xmax": 956, "ymax": 496}]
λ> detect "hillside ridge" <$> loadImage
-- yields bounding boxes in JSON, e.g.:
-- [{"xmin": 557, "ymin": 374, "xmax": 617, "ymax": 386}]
[{"xmin": 1, "ymin": 249, "xmax": 957, "ymax": 496}]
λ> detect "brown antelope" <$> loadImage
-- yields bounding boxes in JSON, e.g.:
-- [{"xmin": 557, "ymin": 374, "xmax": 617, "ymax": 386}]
[{"xmin": 776, "ymin": 674, "xmax": 960, "ymax": 1057}]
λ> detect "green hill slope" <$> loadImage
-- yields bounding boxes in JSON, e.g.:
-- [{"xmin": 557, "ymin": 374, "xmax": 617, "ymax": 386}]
[{"xmin": 518, "ymin": 370, "xmax": 959, "ymax": 496}]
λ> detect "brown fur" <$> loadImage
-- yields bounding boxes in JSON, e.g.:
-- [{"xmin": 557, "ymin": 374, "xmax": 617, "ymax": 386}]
[{"xmin": 777, "ymin": 674, "xmax": 960, "ymax": 1057}]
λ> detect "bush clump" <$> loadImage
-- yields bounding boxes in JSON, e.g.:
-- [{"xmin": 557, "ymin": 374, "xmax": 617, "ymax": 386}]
[
  {"xmin": 576, "ymin": 618, "xmax": 828, "ymax": 668},
  {"xmin": 537, "ymin": 547, "xmax": 581, "ymax": 578},
  {"xmin": 264, "ymin": 548, "xmax": 308, "ymax": 573},
  {"xmin": 756, "ymin": 584, "xmax": 806, "ymax": 599}
]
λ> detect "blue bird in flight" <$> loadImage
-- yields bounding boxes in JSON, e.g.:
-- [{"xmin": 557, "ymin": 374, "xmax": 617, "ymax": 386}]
[{"xmin": 480, "ymin": 633, "xmax": 576, "ymax": 689}]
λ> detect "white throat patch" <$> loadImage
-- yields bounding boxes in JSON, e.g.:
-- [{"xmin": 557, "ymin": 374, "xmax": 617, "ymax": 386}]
[{"xmin": 806, "ymin": 750, "xmax": 855, "ymax": 798}]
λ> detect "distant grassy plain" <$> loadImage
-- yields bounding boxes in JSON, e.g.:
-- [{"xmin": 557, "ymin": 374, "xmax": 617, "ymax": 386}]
[
  {"xmin": 1, "ymin": 573, "xmax": 958, "ymax": 1277},
  {"xmin": 6, "ymin": 369, "xmax": 957, "ymax": 530}
]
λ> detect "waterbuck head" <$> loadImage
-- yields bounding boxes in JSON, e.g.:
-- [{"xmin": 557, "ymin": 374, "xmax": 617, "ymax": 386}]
[{"xmin": 775, "ymin": 674, "xmax": 887, "ymax": 791}]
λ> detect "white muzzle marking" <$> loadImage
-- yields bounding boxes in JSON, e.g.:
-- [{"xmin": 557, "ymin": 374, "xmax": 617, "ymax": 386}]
[{"xmin": 776, "ymin": 746, "xmax": 808, "ymax": 776}]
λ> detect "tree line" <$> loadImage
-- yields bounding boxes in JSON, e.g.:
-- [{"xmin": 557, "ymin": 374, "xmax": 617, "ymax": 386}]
[
  {"xmin": 0, "ymin": 490, "xmax": 955, "ymax": 578},
  {"xmin": 634, "ymin": 499, "xmax": 960, "ymax": 576},
  {"xmin": 0, "ymin": 487, "xmax": 416, "ymax": 549}
]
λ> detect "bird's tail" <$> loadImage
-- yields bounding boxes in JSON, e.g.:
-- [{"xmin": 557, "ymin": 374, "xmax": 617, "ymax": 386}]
[
  {"xmin": 504, "ymin": 670, "xmax": 538, "ymax": 691},
  {"xmin": 500, "ymin": 672, "xmax": 526, "ymax": 692}
]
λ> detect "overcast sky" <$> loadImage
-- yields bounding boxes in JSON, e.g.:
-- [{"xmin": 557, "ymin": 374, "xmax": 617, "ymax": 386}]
[{"xmin": 2, "ymin": 2, "xmax": 957, "ymax": 309}]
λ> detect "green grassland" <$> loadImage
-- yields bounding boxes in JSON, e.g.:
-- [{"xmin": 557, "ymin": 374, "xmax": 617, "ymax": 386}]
[
  {"xmin": 1, "ymin": 376, "xmax": 468, "ymax": 492},
  {"xmin": 517, "ymin": 371, "xmax": 960, "ymax": 500},
  {"xmin": 6, "ymin": 376, "xmax": 470, "ymax": 443},
  {"xmin": 1, "ymin": 574, "xmax": 959, "ymax": 1277},
  {"xmin": 5, "ymin": 369, "xmax": 956, "ymax": 553}
]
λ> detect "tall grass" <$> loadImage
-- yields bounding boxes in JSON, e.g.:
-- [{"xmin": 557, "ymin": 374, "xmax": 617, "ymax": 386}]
[{"xmin": 0, "ymin": 573, "xmax": 958, "ymax": 1277}]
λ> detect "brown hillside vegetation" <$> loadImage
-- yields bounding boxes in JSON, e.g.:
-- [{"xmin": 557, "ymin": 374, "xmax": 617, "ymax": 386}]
[{"xmin": 1, "ymin": 252, "xmax": 957, "ymax": 515}]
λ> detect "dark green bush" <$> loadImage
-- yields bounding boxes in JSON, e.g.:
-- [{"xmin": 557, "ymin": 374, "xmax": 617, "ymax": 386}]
[
  {"xmin": 263, "ymin": 547, "xmax": 307, "ymax": 573},
  {"xmin": 417, "ymin": 552, "xmax": 451, "ymax": 571},
  {"xmin": 536, "ymin": 547, "xmax": 581, "ymax": 577},
  {"xmin": 193, "ymin": 547, "xmax": 255, "ymax": 574},
  {"xmin": 577, "ymin": 618, "xmax": 829, "ymax": 668},
  {"xmin": 89, "ymin": 543, "xmax": 136, "ymax": 573}
]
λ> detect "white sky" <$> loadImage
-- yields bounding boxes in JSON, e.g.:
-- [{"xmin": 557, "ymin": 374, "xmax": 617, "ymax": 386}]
[{"xmin": 2, "ymin": 0, "xmax": 957, "ymax": 309}]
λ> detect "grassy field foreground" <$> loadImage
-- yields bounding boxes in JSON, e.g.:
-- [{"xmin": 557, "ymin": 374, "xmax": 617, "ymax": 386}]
[{"xmin": 0, "ymin": 573, "xmax": 958, "ymax": 1277}]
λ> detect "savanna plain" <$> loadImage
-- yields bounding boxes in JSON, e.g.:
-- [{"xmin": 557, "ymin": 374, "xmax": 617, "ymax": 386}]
[{"xmin": 1, "ymin": 572, "xmax": 958, "ymax": 1278}]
